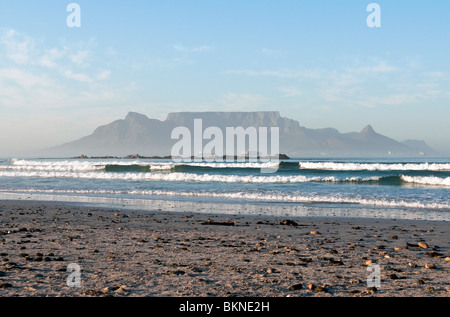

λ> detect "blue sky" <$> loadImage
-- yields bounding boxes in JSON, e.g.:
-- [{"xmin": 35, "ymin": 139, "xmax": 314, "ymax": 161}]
[{"xmin": 0, "ymin": 1, "xmax": 449, "ymax": 155}]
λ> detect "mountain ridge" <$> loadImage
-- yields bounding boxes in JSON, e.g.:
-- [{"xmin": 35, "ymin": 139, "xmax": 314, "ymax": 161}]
[{"xmin": 41, "ymin": 111, "xmax": 436, "ymax": 157}]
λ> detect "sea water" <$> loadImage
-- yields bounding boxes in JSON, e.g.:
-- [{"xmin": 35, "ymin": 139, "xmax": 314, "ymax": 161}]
[{"xmin": 0, "ymin": 157, "xmax": 449, "ymax": 221}]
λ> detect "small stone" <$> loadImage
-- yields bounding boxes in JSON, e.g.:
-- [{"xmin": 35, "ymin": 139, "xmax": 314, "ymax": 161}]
[
  {"xmin": 390, "ymin": 235, "xmax": 398, "ymax": 239},
  {"xmin": 0, "ymin": 283, "xmax": 12, "ymax": 288},
  {"xmin": 445, "ymin": 257, "xmax": 450, "ymax": 262},
  {"xmin": 310, "ymin": 231, "xmax": 320, "ymax": 235},
  {"xmin": 328, "ymin": 249, "xmax": 338, "ymax": 255},
  {"xmin": 418, "ymin": 242, "xmax": 429, "ymax": 249},
  {"xmin": 366, "ymin": 287, "xmax": 377, "ymax": 294},
  {"xmin": 365, "ymin": 259, "xmax": 374, "ymax": 265},
  {"xmin": 425, "ymin": 263, "xmax": 436, "ymax": 269},
  {"xmin": 308, "ymin": 284, "xmax": 316, "ymax": 290},
  {"xmin": 349, "ymin": 279, "xmax": 361, "ymax": 284},
  {"xmin": 315, "ymin": 286, "xmax": 327, "ymax": 293},
  {"xmin": 328, "ymin": 259, "xmax": 344, "ymax": 266},
  {"xmin": 280, "ymin": 220, "xmax": 299, "ymax": 227},
  {"xmin": 285, "ymin": 262, "xmax": 296, "ymax": 266},
  {"xmin": 348, "ymin": 290, "xmax": 360, "ymax": 294},
  {"xmin": 388, "ymin": 274, "xmax": 400, "ymax": 280},
  {"xmin": 426, "ymin": 251, "xmax": 443, "ymax": 258},
  {"xmin": 416, "ymin": 279, "xmax": 425, "ymax": 285},
  {"xmin": 408, "ymin": 262, "xmax": 418, "ymax": 268},
  {"xmin": 298, "ymin": 257, "xmax": 312, "ymax": 263},
  {"xmin": 288, "ymin": 284, "xmax": 303, "ymax": 291}
]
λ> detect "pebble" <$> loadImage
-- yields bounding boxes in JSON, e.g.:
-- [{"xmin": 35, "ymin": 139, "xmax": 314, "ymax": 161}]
[
  {"xmin": 288, "ymin": 284, "xmax": 303, "ymax": 291},
  {"xmin": 416, "ymin": 279, "xmax": 425, "ymax": 285},
  {"xmin": 0, "ymin": 283, "xmax": 12, "ymax": 288},
  {"xmin": 418, "ymin": 242, "xmax": 429, "ymax": 249},
  {"xmin": 314, "ymin": 286, "xmax": 327, "ymax": 293},
  {"xmin": 426, "ymin": 251, "xmax": 443, "ymax": 258},
  {"xmin": 328, "ymin": 259, "xmax": 344, "ymax": 266},
  {"xmin": 280, "ymin": 220, "xmax": 299, "ymax": 227},
  {"xmin": 310, "ymin": 231, "xmax": 320, "ymax": 235},
  {"xmin": 425, "ymin": 263, "xmax": 436, "ymax": 270},
  {"xmin": 388, "ymin": 274, "xmax": 400, "ymax": 280},
  {"xmin": 445, "ymin": 257, "xmax": 450, "ymax": 262},
  {"xmin": 348, "ymin": 290, "xmax": 360, "ymax": 294}
]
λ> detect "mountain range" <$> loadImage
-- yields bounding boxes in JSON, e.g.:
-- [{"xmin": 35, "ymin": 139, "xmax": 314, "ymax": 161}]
[{"xmin": 41, "ymin": 111, "xmax": 436, "ymax": 157}]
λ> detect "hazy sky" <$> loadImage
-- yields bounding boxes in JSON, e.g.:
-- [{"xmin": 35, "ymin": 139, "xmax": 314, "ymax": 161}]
[{"xmin": 1, "ymin": 1, "xmax": 449, "ymax": 155}]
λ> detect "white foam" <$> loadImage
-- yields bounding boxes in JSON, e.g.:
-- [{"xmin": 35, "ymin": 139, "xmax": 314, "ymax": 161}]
[
  {"xmin": 0, "ymin": 170, "xmax": 381, "ymax": 184},
  {"xmin": 299, "ymin": 162, "xmax": 450, "ymax": 171},
  {"xmin": 6, "ymin": 159, "xmax": 279, "ymax": 172},
  {"xmin": 7, "ymin": 159, "xmax": 175, "ymax": 171},
  {"xmin": 183, "ymin": 162, "xmax": 280, "ymax": 169},
  {"xmin": 401, "ymin": 175, "xmax": 450, "ymax": 187}
]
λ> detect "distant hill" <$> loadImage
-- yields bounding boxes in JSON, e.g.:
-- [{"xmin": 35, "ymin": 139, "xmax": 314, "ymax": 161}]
[{"xmin": 40, "ymin": 111, "xmax": 437, "ymax": 157}]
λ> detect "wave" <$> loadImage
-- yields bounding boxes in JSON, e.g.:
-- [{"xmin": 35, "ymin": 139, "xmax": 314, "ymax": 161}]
[
  {"xmin": 299, "ymin": 162, "xmax": 450, "ymax": 171},
  {"xmin": 0, "ymin": 170, "xmax": 388, "ymax": 183},
  {"xmin": 3, "ymin": 188, "xmax": 450, "ymax": 210},
  {"xmin": 7, "ymin": 159, "xmax": 281, "ymax": 173},
  {"xmin": 401, "ymin": 175, "xmax": 450, "ymax": 187}
]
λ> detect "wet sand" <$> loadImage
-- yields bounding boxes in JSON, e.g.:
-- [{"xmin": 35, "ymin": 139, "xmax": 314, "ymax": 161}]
[{"xmin": 0, "ymin": 200, "xmax": 449, "ymax": 297}]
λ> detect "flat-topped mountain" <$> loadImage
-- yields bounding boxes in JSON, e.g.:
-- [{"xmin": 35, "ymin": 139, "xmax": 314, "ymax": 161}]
[{"xmin": 41, "ymin": 111, "xmax": 436, "ymax": 157}]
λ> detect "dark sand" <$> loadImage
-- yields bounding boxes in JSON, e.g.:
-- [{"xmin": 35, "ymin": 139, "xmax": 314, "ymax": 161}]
[{"xmin": 0, "ymin": 200, "xmax": 449, "ymax": 297}]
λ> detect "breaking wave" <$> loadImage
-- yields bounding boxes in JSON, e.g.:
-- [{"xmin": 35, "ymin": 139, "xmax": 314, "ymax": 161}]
[
  {"xmin": 0, "ymin": 170, "xmax": 381, "ymax": 183},
  {"xmin": 299, "ymin": 162, "xmax": 450, "ymax": 171}
]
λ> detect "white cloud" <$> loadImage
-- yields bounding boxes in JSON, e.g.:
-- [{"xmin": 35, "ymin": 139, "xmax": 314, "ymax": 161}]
[
  {"xmin": 0, "ymin": 28, "xmax": 35, "ymax": 65},
  {"xmin": 0, "ymin": 68, "xmax": 52, "ymax": 89},
  {"xmin": 63, "ymin": 70, "xmax": 92, "ymax": 83},
  {"xmin": 96, "ymin": 70, "xmax": 112, "ymax": 81},
  {"xmin": 70, "ymin": 50, "xmax": 90, "ymax": 65}
]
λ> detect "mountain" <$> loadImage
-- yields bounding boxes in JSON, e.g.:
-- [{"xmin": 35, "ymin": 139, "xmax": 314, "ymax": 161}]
[{"xmin": 41, "ymin": 111, "xmax": 436, "ymax": 157}]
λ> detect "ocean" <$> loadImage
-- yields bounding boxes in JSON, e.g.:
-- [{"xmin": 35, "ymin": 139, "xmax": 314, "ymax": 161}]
[{"xmin": 1, "ymin": 157, "xmax": 449, "ymax": 221}]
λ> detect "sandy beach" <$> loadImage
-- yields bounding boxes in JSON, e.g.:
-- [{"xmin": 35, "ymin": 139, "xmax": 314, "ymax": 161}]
[{"xmin": 0, "ymin": 199, "xmax": 448, "ymax": 297}]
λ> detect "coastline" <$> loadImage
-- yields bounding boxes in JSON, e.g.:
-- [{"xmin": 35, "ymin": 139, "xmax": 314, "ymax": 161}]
[{"xmin": 0, "ymin": 199, "xmax": 449, "ymax": 297}]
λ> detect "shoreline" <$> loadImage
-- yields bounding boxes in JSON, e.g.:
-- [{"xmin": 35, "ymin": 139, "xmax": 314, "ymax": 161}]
[
  {"xmin": 0, "ymin": 199, "xmax": 449, "ymax": 297},
  {"xmin": 1, "ymin": 192, "xmax": 450, "ymax": 222}
]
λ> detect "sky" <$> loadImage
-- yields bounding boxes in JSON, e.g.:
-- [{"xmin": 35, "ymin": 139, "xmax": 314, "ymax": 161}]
[{"xmin": 0, "ymin": 0, "xmax": 449, "ymax": 156}]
